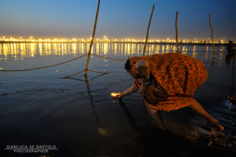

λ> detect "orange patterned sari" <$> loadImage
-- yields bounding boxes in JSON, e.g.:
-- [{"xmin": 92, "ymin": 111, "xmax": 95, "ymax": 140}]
[{"xmin": 130, "ymin": 53, "xmax": 207, "ymax": 112}]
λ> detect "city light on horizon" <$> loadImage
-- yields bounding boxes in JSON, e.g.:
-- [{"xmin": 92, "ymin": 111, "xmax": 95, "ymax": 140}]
[{"xmin": 0, "ymin": 36, "xmax": 234, "ymax": 44}]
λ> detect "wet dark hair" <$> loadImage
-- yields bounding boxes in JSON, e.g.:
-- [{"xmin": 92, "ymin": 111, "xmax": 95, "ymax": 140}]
[{"xmin": 125, "ymin": 59, "xmax": 131, "ymax": 72}]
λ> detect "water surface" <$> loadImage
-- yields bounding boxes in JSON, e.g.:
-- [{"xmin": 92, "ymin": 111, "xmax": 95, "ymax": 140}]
[{"xmin": 0, "ymin": 43, "xmax": 235, "ymax": 157}]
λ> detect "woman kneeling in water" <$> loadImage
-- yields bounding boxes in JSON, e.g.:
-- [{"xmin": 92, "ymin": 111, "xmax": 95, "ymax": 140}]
[{"xmin": 114, "ymin": 53, "xmax": 224, "ymax": 131}]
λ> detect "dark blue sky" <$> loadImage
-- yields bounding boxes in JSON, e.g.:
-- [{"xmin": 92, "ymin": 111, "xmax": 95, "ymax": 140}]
[{"xmin": 0, "ymin": 0, "xmax": 235, "ymax": 40}]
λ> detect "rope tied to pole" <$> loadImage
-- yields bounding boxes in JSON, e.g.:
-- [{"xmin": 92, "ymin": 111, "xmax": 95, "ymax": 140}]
[
  {"xmin": 0, "ymin": 54, "xmax": 87, "ymax": 72},
  {"xmin": 92, "ymin": 54, "xmax": 127, "ymax": 61}
]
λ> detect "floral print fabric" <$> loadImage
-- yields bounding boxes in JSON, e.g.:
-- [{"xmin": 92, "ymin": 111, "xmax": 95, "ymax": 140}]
[{"xmin": 130, "ymin": 53, "xmax": 207, "ymax": 112}]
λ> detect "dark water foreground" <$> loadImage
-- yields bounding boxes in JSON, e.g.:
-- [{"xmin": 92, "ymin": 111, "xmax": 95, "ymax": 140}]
[{"xmin": 0, "ymin": 43, "xmax": 236, "ymax": 157}]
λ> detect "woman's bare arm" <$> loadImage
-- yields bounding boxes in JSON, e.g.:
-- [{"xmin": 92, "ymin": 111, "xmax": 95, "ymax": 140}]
[{"xmin": 122, "ymin": 83, "xmax": 139, "ymax": 96}]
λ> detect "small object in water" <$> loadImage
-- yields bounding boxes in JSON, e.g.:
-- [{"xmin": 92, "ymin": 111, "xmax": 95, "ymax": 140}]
[
  {"xmin": 227, "ymin": 95, "xmax": 236, "ymax": 104},
  {"xmin": 3, "ymin": 93, "xmax": 7, "ymax": 96},
  {"xmin": 229, "ymin": 103, "xmax": 236, "ymax": 112},
  {"xmin": 98, "ymin": 127, "xmax": 109, "ymax": 136},
  {"xmin": 227, "ymin": 95, "xmax": 236, "ymax": 111},
  {"xmin": 207, "ymin": 140, "xmax": 213, "ymax": 147},
  {"xmin": 110, "ymin": 92, "xmax": 120, "ymax": 98}
]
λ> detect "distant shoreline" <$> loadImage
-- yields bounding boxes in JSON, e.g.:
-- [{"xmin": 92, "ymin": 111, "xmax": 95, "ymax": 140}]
[{"xmin": 0, "ymin": 41, "xmax": 233, "ymax": 46}]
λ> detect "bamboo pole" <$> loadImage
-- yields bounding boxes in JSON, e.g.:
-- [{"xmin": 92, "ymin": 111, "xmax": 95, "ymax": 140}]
[
  {"xmin": 143, "ymin": 5, "xmax": 155, "ymax": 56},
  {"xmin": 209, "ymin": 14, "xmax": 215, "ymax": 59},
  {"xmin": 85, "ymin": 0, "xmax": 101, "ymax": 77},
  {"xmin": 175, "ymin": 11, "xmax": 179, "ymax": 53}
]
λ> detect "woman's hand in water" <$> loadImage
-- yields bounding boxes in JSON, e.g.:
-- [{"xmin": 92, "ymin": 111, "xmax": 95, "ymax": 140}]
[
  {"xmin": 116, "ymin": 92, "xmax": 123, "ymax": 98},
  {"xmin": 111, "ymin": 92, "xmax": 123, "ymax": 98},
  {"xmin": 112, "ymin": 84, "xmax": 139, "ymax": 98}
]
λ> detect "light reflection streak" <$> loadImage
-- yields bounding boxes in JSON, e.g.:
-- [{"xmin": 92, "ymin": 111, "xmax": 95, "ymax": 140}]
[
  {"xmin": 193, "ymin": 45, "xmax": 196, "ymax": 52},
  {"xmin": 86, "ymin": 43, "xmax": 90, "ymax": 53},
  {"xmin": 104, "ymin": 43, "xmax": 108, "ymax": 55},
  {"xmin": 136, "ymin": 45, "xmax": 139, "ymax": 55},
  {"xmin": 162, "ymin": 45, "xmax": 165, "ymax": 54},
  {"xmin": 156, "ymin": 45, "xmax": 160, "ymax": 54},
  {"xmin": 114, "ymin": 43, "xmax": 117, "ymax": 56},
  {"xmin": 54, "ymin": 43, "xmax": 58, "ymax": 55},
  {"xmin": 48, "ymin": 43, "xmax": 51, "ymax": 56},
  {"xmin": 0, "ymin": 44, "xmax": 2, "ymax": 56},
  {"xmin": 100, "ymin": 43, "xmax": 103, "ymax": 55},
  {"xmin": 45, "ymin": 43, "xmax": 48, "ymax": 55},
  {"xmin": 219, "ymin": 52, "xmax": 223, "ymax": 61},
  {"xmin": 117, "ymin": 44, "xmax": 120, "ymax": 56},
  {"xmin": 181, "ymin": 46, "xmax": 186, "ymax": 55},
  {"xmin": 39, "ymin": 43, "xmax": 43, "ymax": 56},
  {"xmin": 152, "ymin": 45, "xmax": 155, "ymax": 54},
  {"xmin": 124, "ymin": 44, "xmax": 127, "ymax": 55},
  {"xmin": 121, "ymin": 44, "xmax": 124, "ymax": 55},
  {"xmin": 173, "ymin": 45, "xmax": 177, "ymax": 52},
  {"xmin": 57, "ymin": 43, "xmax": 61, "ymax": 55},
  {"xmin": 11, "ymin": 43, "xmax": 13, "ymax": 56},
  {"xmin": 132, "ymin": 44, "xmax": 136, "ymax": 54},
  {"xmin": 13, "ymin": 43, "xmax": 17, "ymax": 59},
  {"xmin": 220, "ymin": 46, "xmax": 224, "ymax": 52},
  {"xmin": 96, "ymin": 43, "xmax": 99, "ymax": 55},
  {"xmin": 91, "ymin": 45, "xmax": 94, "ymax": 54},
  {"xmin": 72, "ymin": 43, "xmax": 76, "ymax": 54},
  {"xmin": 148, "ymin": 44, "xmax": 151, "ymax": 55},
  {"xmin": 3, "ymin": 44, "xmax": 8, "ymax": 58},
  {"xmin": 127, "ymin": 44, "xmax": 130, "ymax": 55},
  {"xmin": 21, "ymin": 43, "xmax": 26, "ymax": 58},
  {"xmin": 166, "ymin": 45, "xmax": 170, "ymax": 51},
  {"xmin": 82, "ymin": 43, "xmax": 84, "ymax": 54}
]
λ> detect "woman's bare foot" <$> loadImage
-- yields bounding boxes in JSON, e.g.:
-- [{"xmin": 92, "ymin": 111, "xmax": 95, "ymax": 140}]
[
  {"xmin": 206, "ymin": 118, "xmax": 224, "ymax": 131},
  {"xmin": 188, "ymin": 101, "xmax": 224, "ymax": 131}
]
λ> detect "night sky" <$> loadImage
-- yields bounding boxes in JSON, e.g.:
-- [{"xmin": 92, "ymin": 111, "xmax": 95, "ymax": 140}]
[{"xmin": 0, "ymin": 0, "xmax": 235, "ymax": 40}]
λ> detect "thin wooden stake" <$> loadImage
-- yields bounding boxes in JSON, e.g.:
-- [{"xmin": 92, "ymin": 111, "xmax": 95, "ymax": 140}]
[
  {"xmin": 175, "ymin": 11, "xmax": 179, "ymax": 53},
  {"xmin": 85, "ymin": 0, "xmax": 100, "ymax": 76},
  {"xmin": 209, "ymin": 14, "xmax": 215, "ymax": 59},
  {"xmin": 143, "ymin": 5, "xmax": 155, "ymax": 56}
]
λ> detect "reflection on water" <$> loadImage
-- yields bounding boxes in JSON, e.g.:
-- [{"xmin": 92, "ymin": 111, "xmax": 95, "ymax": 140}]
[
  {"xmin": 0, "ymin": 43, "xmax": 227, "ymax": 62},
  {"xmin": 118, "ymin": 98, "xmax": 140, "ymax": 136},
  {"xmin": 84, "ymin": 76, "xmax": 101, "ymax": 131}
]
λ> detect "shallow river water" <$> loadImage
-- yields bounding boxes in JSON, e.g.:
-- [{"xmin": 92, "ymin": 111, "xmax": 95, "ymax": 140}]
[{"xmin": 0, "ymin": 43, "xmax": 236, "ymax": 157}]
